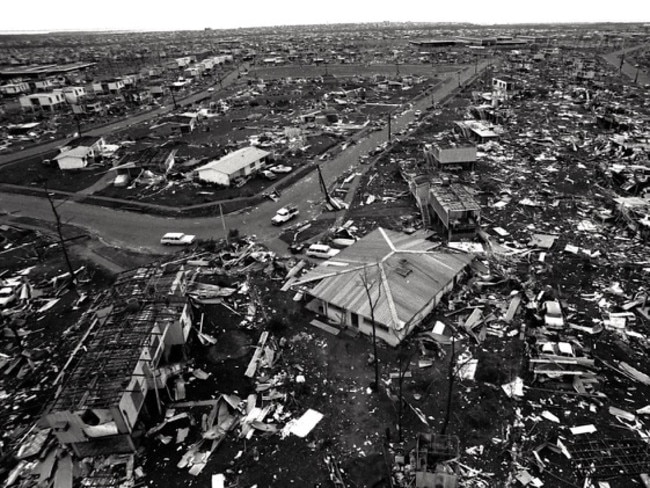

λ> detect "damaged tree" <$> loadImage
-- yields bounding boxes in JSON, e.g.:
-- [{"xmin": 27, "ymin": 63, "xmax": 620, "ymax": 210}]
[{"xmin": 360, "ymin": 264, "xmax": 382, "ymax": 392}]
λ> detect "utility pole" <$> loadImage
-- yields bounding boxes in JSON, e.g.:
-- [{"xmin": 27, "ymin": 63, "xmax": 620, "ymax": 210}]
[
  {"xmin": 219, "ymin": 203, "xmax": 228, "ymax": 245},
  {"xmin": 620, "ymin": 54, "xmax": 625, "ymax": 74},
  {"xmin": 387, "ymin": 113, "xmax": 391, "ymax": 143},
  {"xmin": 74, "ymin": 114, "xmax": 82, "ymax": 137},
  {"xmin": 43, "ymin": 185, "xmax": 77, "ymax": 292}
]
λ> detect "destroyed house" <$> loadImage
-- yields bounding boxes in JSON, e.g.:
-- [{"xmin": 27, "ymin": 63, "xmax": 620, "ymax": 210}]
[
  {"xmin": 291, "ymin": 228, "xmax": 473, "ymax": 346},
  {"xmin": 424, "ymin": 141, "xmax": 477, "ymax": 171},
  {"xmin": 454, "ymin": 120, "xmax": 503, "ymax": 143},
  {"xmin": 117, "ymin": 146, "xmax": 177, "ymax": 175},
  {"xmin": 168, "ymin": 113, "xmax": 198, "ymax": 134},
  {"xmin": 492, "ymin": 76, "xmax": 517, "ymax": 96},
  {"xmin": 408, "ymin": 177, "xmax": 481, "ymax": 240},
  {"xmin": 55, "ymin": 135, "xmax": 105, "ymax": 170},
  {"xmin": 42, "ymin": 265, "xmax": 193, "ymax": 456}
]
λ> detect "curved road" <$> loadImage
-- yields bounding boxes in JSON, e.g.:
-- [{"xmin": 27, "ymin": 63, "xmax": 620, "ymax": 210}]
[{"xmin": 0, "ymin": 61, "xmax": 492, "ymax": 256}]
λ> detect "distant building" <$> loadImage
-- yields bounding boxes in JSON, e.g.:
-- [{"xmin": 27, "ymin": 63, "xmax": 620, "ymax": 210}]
[
  {"xmin": 55, "ymin": 136, "xmax": 105, "ymax": 170},
  {"xmin": 55, "ymin": 86, "xmax": 86, "ymax": 104},
  {"xmin": 30, "ymin": 78, "xmax": 55, "ymax": 92},
  {"xmin": 92, "ymin": 79, "xmax": 125, "ymax": 94},
  {"xmin": 424, "ymin": 141, "xmax": 477, "ymax": 171},
  {"xmin": 195, "ymin": 146, "xmax": 270, "ymax": 186},
  {"xmin": 454, "ymin": 120, "xmax": 504, "ymax": 143},
  {"xmin": 174, "ymin": 56, "xmax": 195, "ymax": 68},
  {"xmin": 0, "ymin": 81, "xmax": 30, "ymax": 96},
  {"xmin": 492, "ymin": 76, "xmax": 517, "ymax": 98},
  {"xmin": 19, "ymin": 92, "xmax": 65, "ymax": 111},
  {"xmin": 168, "ymin": 112, "xmax": 198, "ymax": 134}
]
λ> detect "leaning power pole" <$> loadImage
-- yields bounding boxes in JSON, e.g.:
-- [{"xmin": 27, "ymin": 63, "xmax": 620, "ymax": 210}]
[{"xmin": 43, "ymin": 185, "xmax": 77, "ymax": 291}]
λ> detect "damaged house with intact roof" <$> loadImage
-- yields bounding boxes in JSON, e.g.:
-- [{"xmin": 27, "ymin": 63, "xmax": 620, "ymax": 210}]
[
  {"xmin": 291, "ymin": 227, "xmax": 473, "ymax": 346},
  {"xmin": 40, "ymin": 264, "xmax": 194, "ymax": 456}
]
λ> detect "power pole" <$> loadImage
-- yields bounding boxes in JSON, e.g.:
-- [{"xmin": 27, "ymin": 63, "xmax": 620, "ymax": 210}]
[
  {"xmin": 387, "ymin": 113, "xmax": 391, "ymax": 143},
  {"xmin": 74, "ymin": 114, "xmax": 82, "ymax": 136},
  {"xmin": 219, "ymin": 203, "xmax": 228, "ymax": 245},
  {"xmin": 43, "ymin": 185, "xmax": 77, "ymax": 292}
]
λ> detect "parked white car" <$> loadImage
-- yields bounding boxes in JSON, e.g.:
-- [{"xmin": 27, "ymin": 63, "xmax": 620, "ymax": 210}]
[
  {"xmin": 160, "ymin": 233, "xmax": 196, "ymax": 246},
  {"xmin": 271, "ymin": 205, "xmax": 299, "ymax": 225},
  {"xmin": 270, "ymin": 165, "xmax": 293, "ymax": 174},
  {"xmin": 306, "ymin": 244, "xmax": 340, "ymax": 259},
  {"xmin": 261, "ymin": 170, "xmax": 277, "ymax": 180}
]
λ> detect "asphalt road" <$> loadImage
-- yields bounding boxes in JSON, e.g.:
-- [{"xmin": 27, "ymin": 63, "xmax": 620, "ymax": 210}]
[
  {"xmin": 600, "ymin": 44, "xmax": 650, "ymax": 87},
  {"xmin": 0, "ymin": 61, "xmax": 491, "ymax": 256},
  {"xmin": 0, "ymin": 63, "xmax": 249, "ymax": 168}
]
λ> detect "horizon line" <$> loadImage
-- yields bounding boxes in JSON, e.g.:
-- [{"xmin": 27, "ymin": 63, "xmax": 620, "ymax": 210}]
[{"xmin": 1, "ymin": 20, "xmax": 648, "ymax": 36}]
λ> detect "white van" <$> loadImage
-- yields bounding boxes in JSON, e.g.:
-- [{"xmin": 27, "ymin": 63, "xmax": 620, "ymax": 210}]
[{"xmin": 306, "ymin": 244, "xmax": 340, "ymax": 259}]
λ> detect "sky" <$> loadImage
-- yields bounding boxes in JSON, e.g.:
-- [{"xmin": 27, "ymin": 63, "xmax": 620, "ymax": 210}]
[{"xmin": 1, "ymin": 0, "xmax": 649, "ymax": 32}]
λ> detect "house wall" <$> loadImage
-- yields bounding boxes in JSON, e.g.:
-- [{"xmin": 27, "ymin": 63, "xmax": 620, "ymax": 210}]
[
  {"xmin": 46, "ymin": 410, "xmax": 88, "ymax": 444},
  {"xmin": 57, "ymin": 156, "xmax": 87, "ymax": 170},
  {"xmin": 197, "ymin": 168, "xmax": 230, "ymax": 186},
  {"xmin": 165, "ymin": 303, "xmax": 192, "ymax": 344},
  {"xmin": 316, "ymin": 299, "xmax": 400, "ymax": 346},
  {"xmin": 433, "ymin": 146, "xmax": 477, "ymax": 164},
  {"xmin": 117, "ymin": 354, "xmax": 148, "ymax": 434}
]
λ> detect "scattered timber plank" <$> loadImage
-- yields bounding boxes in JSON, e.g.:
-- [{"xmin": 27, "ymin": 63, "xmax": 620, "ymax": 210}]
[
  {"xmin": 53, "ymin": 455, "xmax": 73, "ymax": 488},
  {"xmin": 309, "ymin": 319, "xmax": 341, "ymax": 336},
  {"xmin": 504, "ymin": 295, "xmax": 521, "ymax": 323},
  {"xmin": 172, "ymin": 399, "xmax": 220, "ymax": 409},
  {"xmin": 245, "ymin": 331, "xmax": 270, "ymax": 378}
]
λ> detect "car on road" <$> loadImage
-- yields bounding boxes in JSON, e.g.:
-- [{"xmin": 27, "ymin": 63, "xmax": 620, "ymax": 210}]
[
  {"xmin": 207, "ymin": 87, "xmax": 215, "ymax": 92},
  {"xmin": 160, "ymin": 232, "xmax": 196, "ymax": 246},
  {"xmin": 270, "ymin": 165, "xmax": 293, "ymax": 174},
  {"xmin": 271, "ymin": 205, "xmax": 299, "ymax": 225},
  {"xmin": 261, "ymin": 170, "xmax": 277, "ymax": 180},
  {"xmin": 306, "ymin": 243, "xmax": 340, "ymax": 259}
]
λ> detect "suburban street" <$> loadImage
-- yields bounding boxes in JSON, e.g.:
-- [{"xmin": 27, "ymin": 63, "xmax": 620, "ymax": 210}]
[
  {"xmin": 0, "ymin": 61, "xmax": 491, "ymax": 255},
  {"xmin": 600, "ymin": 43, "xmax": 650, "ymax": 86},
  {"xmin": 0, "ymin": 63, "xmax": 249, "ymax": 168}
]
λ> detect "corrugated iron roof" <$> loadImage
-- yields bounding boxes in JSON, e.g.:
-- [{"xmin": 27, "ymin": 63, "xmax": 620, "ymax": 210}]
[
  {"xmin": 195, "ymin": 146, "xmax": 270, "ymax": 176},
  {"xmin": 295, "ymin": 228, "xmax": 473, "ymax": 332}
]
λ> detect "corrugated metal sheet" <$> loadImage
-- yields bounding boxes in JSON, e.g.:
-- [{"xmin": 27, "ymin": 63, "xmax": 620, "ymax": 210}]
[{"xmin": 301, "ymin": 228, "xmax": 473, "ymax": 333}]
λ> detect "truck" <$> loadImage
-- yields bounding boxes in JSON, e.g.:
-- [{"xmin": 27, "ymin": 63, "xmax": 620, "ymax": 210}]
[{"xmin": 271, "ymin": 205, "xmax": 299, "ymax": 225}]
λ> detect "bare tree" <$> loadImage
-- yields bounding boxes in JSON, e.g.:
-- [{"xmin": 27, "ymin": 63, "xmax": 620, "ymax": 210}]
[
  {"xmin": 441, "ymin": 332, "xmax": 457, "ymax": 436},
  {"xmin": 359, "ymin": 264, "xmax": 382, "ymax": 392}
]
